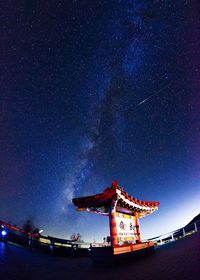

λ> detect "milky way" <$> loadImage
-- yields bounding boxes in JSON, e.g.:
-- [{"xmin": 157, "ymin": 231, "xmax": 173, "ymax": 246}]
[
  {"xmin": 63, "ymin": 1, "xmax": 188, "ymax": 207},
  {"xmin": 1, "ymin": 1, "xmax": 200, "ymax": 240}
]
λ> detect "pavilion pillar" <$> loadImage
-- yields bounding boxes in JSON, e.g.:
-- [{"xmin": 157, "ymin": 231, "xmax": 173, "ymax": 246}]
[
  {"xmin": 109, "ymin": 198, "xmax": 118, "ymax": 247},
  {"xmin": 135, "ymin": 212, "xmax": 141, "ymax": 243}
]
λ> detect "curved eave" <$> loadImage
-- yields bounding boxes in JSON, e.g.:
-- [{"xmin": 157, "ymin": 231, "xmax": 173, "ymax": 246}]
[
  {"xmin": 116, "ymin": 188, "xmax": 159, "ymax": 217},
  {"xmin": 116, "ymin": 186, "xmax": 160, "ymax": 209},
  {"xmin": 72, "ymin": 182, "xmax": 160, "ymax": 217}
]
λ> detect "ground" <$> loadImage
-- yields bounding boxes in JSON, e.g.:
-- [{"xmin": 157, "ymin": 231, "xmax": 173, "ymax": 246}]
[{"xmin": 0, "ymin": 231, "xmax": 199, "ymax": 280}]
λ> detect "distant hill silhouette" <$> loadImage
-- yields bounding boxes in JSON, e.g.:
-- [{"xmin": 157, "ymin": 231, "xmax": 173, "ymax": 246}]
[{"xmin": 186, "ymin": 213, "xmax": 200, "ymax": 227}]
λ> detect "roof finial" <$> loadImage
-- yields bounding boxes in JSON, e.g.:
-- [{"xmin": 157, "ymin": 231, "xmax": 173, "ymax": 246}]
[{"xmin": 112, "ymin": 180, "xmax": 119, "ymax": 187}]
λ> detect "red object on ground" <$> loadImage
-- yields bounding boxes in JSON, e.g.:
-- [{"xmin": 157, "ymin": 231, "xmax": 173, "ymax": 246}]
[{"xmin": 0, "ymin": 220, "xmax": 37, "ymax": 237}]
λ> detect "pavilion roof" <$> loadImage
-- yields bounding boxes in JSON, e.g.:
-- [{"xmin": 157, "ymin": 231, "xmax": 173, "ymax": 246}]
[{"xmin": 72, "ymin": 181, "xmax": 160, "ymax": 218}]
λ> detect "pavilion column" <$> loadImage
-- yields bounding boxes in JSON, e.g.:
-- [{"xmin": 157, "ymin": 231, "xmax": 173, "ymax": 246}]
[
  {"xmin": 135, "ymin": 212, "xmax": 141, "ymax": 243},
  {"xmin": 109, "ymin": 198, "xmax": 118, "ymax": 247}
]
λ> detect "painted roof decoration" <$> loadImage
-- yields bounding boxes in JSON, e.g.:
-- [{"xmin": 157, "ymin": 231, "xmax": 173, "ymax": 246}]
[{"xmin": 72, "ymin": 181, "xmax": 160, "ymax": 218}]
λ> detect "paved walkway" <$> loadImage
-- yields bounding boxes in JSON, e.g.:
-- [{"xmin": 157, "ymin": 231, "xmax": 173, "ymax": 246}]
[{"xmin": 0, "ymin": 231, "xmax": 199, "ymax": 280}]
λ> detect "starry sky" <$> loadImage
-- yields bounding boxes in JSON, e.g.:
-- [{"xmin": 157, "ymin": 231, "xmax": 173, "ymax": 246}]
[{"xmin": 1, "ymin": 0, "xmax": 200, "ymax": 242}]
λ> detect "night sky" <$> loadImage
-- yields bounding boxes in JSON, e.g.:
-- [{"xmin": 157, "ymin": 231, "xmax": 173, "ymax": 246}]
[{"xmin": 1, "ymin": 0, "xmax": 200, "ymax": 242}]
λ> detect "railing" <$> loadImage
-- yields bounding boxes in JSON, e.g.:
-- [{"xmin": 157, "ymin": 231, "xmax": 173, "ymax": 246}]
[
  {"xmin": 146, "ymin": 219, "xmax": 200, "ymax": 246},
  {"xmin": 0, "ymin": 220, "xmax": 90, "ymax": 257},
  {"xmin": 1, "ymin": 219, "xmax": 200, "ymax": 256}
]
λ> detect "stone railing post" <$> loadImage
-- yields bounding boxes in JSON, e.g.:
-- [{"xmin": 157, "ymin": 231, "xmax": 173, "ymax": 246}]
[{"xmin": 50, "ymin": 239, "xmax": 54, "ymax": 255}]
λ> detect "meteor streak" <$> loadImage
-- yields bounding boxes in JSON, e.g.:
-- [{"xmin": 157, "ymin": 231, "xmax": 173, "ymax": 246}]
[
  {"xmin": 135, "ymin": 83, "xmax": 171, "ymax": 109},
  {"xmin": 137, "ymin": 92, "xmax": 157, "ymax": 106}
]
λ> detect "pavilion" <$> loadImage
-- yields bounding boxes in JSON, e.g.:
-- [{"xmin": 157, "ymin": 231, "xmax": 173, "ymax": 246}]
[{"xmin": 72, "ymin": 181, "xmax": 160, "ymax": 259}]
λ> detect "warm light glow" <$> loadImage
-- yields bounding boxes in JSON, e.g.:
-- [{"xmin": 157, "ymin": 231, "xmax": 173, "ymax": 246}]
[{"xmin": 115, "ymin": 212, "xmax": 137, "ymax": 243}]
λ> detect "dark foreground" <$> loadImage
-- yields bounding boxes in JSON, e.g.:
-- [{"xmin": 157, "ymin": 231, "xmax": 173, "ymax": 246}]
[{"xmin": 0, "ymin": 231, "xmax": 199, "ymax": 280}]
